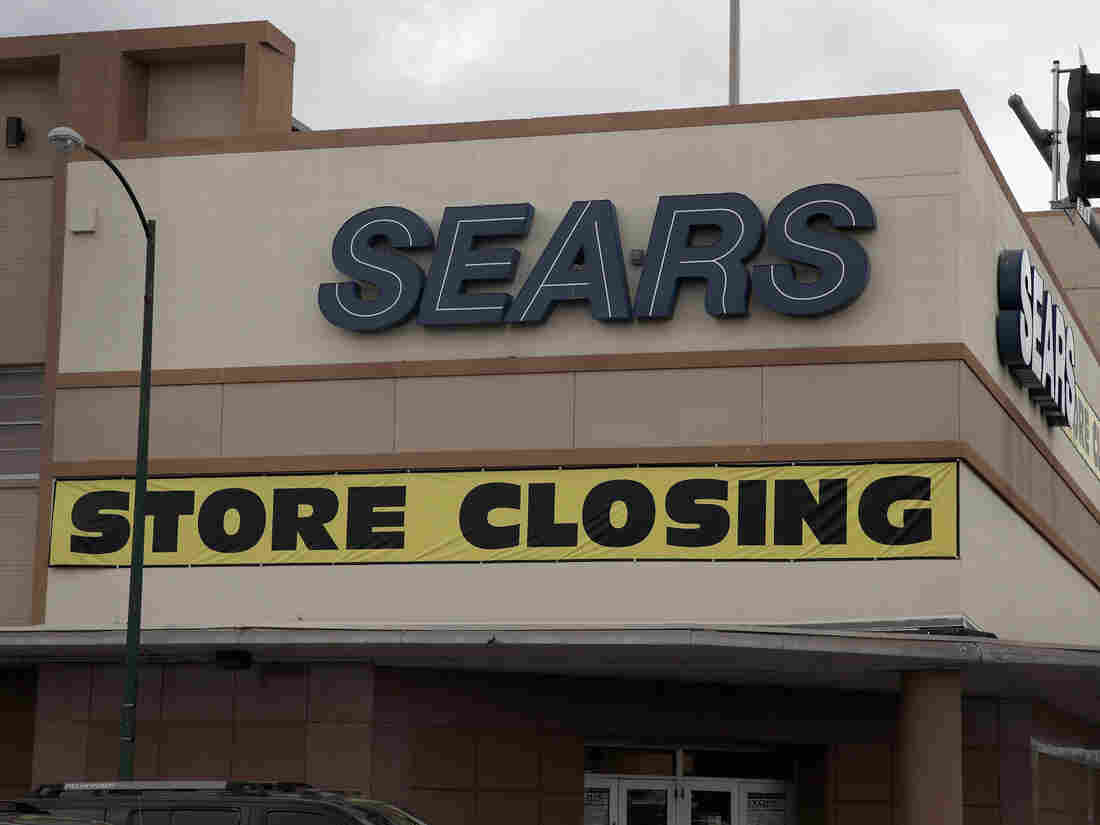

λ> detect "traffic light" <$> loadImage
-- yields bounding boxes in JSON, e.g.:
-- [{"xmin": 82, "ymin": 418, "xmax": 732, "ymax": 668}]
[{"xmin": 1067, "ymin": 66, "xmax": 1100, "ymax": 200}]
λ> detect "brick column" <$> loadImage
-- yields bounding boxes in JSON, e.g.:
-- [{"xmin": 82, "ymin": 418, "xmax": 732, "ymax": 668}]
[{"xmin": 896, "ymin": 671, "xmax": 962, "ymax": 825}]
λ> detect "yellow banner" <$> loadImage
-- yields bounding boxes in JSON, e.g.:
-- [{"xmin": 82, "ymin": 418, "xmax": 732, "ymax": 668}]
[
  {"xmin": 1066, "ymin": 388, "xmax": 1100, "ymax": 482},
  {"xmin": 50, "ymin": 463, "xmax": 957, "ymax": 566}
]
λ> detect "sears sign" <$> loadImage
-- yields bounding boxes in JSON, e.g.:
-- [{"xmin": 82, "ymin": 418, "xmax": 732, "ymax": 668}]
[
  {"xmin": 996, "ymin": 249, "xmax": 1077, "ymax": 426},
  {"xmin": 318, "ymin": 184, "xmax": 875, "ymax": 332}
]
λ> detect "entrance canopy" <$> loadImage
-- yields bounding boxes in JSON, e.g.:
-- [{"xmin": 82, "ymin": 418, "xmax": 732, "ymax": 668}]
[{"xmin": 3, "ymin": 623, "xmax": 1098, "ymax": 726}]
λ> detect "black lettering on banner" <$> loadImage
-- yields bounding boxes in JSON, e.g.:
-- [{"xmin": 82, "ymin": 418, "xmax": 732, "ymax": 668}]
[
  {"xmin": 197, "ymin": 488, "xmax": 266, "ymax": 553},
  {"xmin": 634, "ymin": 193, "xmax": 765, "ymax": 319},
  {"xmin": 146, "ymin": 490, "xmax": 195, "ymax": 553},
  {"xmin": 418, "ymin": 203, "xmax": 534, "ymax": 325},
  {"xmin": 347, "ymin": 486, "xmax": 406, "ymax": 549},
  {"xmin": 774, "ymin": 479, "xmax": 847, "ymax": 545},
  {"xmin": 506, "ymin": 200, "xmax": 632, "ymax": 324},
  {"xmin": 527, "ymin": 483, "xmax": 578, "ymax": 547},
  {"xmin": 319, "ymin": 206, "xmax": 435, "ymax": 332},
  {"xmin": 459, "ymin": 482, "xmax": 521, "ymax": 549},
  {"xmin": 582, "ymin": 480, "xmax": 655, "ymax": 548},
  {"xmin": 665, "ymin": 479, "xmax": 729, "ymax": 547},
  {"xmin": 273, "ymin": 488, "xmax": 339, "ymax": 551},
  {"xmin": 70, "ymin": 490, "xmax": 131, "ymax": 555},
  {"xmin": 858, "ymin": 475, "xmax": 932, "ymax": 546},
  {"xmin": 751, "ymin": 183, "xmax": 875, "ymax": 316},
  {"xmin": 736, "ymin": 479, "xmax": 767, "ymax": 546}
]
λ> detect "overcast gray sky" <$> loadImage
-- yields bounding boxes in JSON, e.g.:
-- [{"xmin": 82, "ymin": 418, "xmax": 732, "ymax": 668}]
[{"xmin": 10, "ymin": 0, "xmax": 1100, "ymax": 210}]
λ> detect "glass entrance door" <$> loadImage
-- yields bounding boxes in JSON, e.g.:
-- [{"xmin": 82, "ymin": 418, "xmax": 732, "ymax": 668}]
[
  {"xmin": 682, "ymin": 780, "xmax": 735, "ymax": 825},
  {"xmin": 583, "ymin": 775, "xmax": 791, "ymax": 825},
  {"xmin": 621, "ymin": 779, "xmax": 675, "ymax": 825}
]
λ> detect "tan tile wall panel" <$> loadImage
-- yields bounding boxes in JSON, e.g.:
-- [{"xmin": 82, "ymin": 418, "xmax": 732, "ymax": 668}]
[
  {"xmin": 412, "ymin": 726, "xmax": 476, "ymax": 788},
  {"xmin": 832, "ymin": 743, "xmax": 892, "ymax": 803},
  {"xmin": 309, "ymin": 663, "xmax": 374, "ymax": 723},
  {"xmin": 962, "ymin": 699, "xmax": 998, "ymax": 748},
  {"xmin": 963, "ymin": 747, "xmax": 999, "ymax": 806},
  {"xmin": 235, "ymin": 664, "xmax": 307, "ymax": 722},
  {"xmin": 477, "ymin": 730, "xmax": 540, "ymax": 789},
  {"xmin": 306, "ymin": 723, "xmax": 372, "ymax": 790},
  {"xmin": 574, "ymin": 367, "xmax": 761, "ymax": 448},
  {"xmin": 408, "ymin": 789, "xmax": 475, "ymax": 825},
  {"xmin": 0, "ymin": 488, "xmax": 37, "ymax": 626},
  {"xmin": 89, "ymin": 664, "xmax": 163, "ymax": 722},
  {"xmin": 832, "ymin": 802, "xmax": 892, "ymax": 825},
  {"xmin": 146, "ymin": 60, "xmax": 243, "ymax": 141},
  {"xmin": 0, "ymin": 177, "xmax": 53, "ymax": 364},
  {"xmin": 371, "ymin": 723, "xmax": 413, "ymax": 807},
  {"xmin": 53, "ymin": 385, "xmax": 222, "ymax": 461},
  {"xmin": 36, "ymin": 664, "xmax": 91, "ymax": 722},
  {"xmin": 476, "ymin": 791, "xmax": 539, "ymax": 825},
  {"xmin": 539, "ymin": 734, "xmax": 584, "ymax": 792},
  {"xmin": 0, "ymin": 670, "xmax": 35, "ymax": 792},
  {"xmin": 85, "ymin": 719, "xmax": 158, "ymax": 780},
  {"xmin": 58, "ymin": 111, "xmax": 966, "ymax": 374},
  {"xmin": 31, "ymin": 720, "xmax": 89, "ymax": 783},
  {"xmin": 540, "ymin": 794, "xmax": 583, "ymax": 825},
  {"xmin": 963, "ymin": 807, "xmax": 1001, "ymax": 825},
  {"xmin": 158, "ymin": 722, "xmax": 232, "ymax": 779},
  {"xmin": 162, "ymin": 664, "xmax": 235, "ymax": 721},
  {"xmin": 764, "ymin": 361, "xmax": 959, "ymax": 443},
  {"xmin": 0, "ymin": 67, "xmax": 61, "ymax": 180},
  {"xmin": 232, "ymin": 723, "xmax": 307, "ymax": 781},
  {"xmin": 222, "ymin": 379, "xmax": 395, "ymax": 457},
  {"xmin": 396, "ymin": 373, "xmax": 573, "ymax": 452}
]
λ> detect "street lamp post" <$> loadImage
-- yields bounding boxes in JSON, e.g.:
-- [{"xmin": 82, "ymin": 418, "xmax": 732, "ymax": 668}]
[{"xmin": 49, "ymin": 126, "xmax": 155, "ymax": 780}]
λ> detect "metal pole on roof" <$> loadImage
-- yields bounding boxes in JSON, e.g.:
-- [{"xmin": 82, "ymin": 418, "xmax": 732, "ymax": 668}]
[
  {"xmin": 47, "ymin": 126, "xmax": 155, "ymax": 781},
  {"xmin": 729, "ymin": 0, "xmax": 740, "ymax": 105}
]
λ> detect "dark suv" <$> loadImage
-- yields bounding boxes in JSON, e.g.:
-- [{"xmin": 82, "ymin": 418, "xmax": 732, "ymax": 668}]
[
  {"xmin": 22, "ymin": 783, "xmax": 427, "ymax": 825},
  {"xmin": 0, "ymin": 800, "xmax": 109, "ymax": 825}
]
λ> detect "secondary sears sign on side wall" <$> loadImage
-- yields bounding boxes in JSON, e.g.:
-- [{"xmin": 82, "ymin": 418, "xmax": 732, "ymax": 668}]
[{"xmin": 51, "ymin": 463, "xmax": 957, "ymax": 566}]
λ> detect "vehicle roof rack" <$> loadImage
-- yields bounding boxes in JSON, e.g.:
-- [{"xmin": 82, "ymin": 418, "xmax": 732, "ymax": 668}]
[{"xmin": 32, "ymin": 782, "xmax": 338, "ymax": 799}]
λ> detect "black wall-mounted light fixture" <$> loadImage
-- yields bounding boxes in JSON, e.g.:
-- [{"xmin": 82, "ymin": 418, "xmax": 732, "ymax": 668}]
[
  {"xmin": 5, "ymin": 117, "xmax": 25, "ymax": 148},
  {"xmin": 215, "ymin": 649, "xmax": 254, "ymax": 671}
]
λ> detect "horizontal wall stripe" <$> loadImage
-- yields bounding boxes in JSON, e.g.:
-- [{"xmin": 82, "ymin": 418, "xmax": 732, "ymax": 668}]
[{"xmin": 55, "ymin": 344, "xmax": 971, "ymax": 388}]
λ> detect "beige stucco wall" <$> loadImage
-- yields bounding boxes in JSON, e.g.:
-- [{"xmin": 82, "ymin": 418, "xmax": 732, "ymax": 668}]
[
  {"xmin": 959, "ymin": 462, "xmax": 1100, "ymax": 647},
  {"xmin": 44, "ymin": 554, "xmax": 962, "ymax": 629},
  {"xmin": 46, "ymin": 105, "xmax": 1100, "ymax": 633},
  {"xmin": 43, "ymin": 462, "xmax": 1100, "ymax": 640},
  {"xmin": 57, "ymin": 110, "xmax": 966, "ymax": 374},
  {"xmin": 145, "ymin": 60, "xmax": 243, "ymax": 141},
  {"xmin": 956, "ymin": 132, "xmax": 1100, "ymax": 518}
]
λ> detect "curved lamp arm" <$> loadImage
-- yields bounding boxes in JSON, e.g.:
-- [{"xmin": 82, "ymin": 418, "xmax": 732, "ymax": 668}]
[{"xmin": 82, "ymin": 143, "xmax": 152, "ymax": 240}]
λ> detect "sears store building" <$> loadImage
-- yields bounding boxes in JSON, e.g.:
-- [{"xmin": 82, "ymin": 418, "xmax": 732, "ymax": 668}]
[{"xmin": 1, "ymin": 19, "xmax": 1099, "ymax": 825}]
